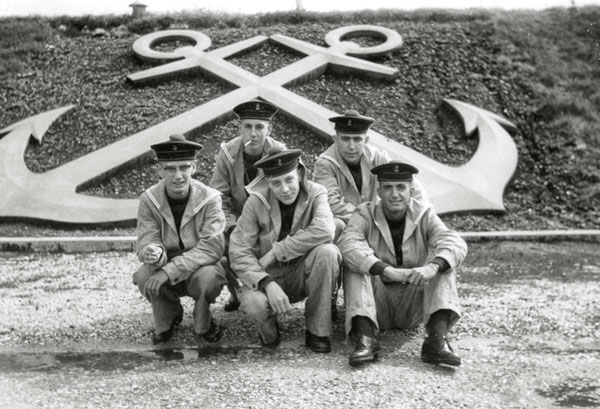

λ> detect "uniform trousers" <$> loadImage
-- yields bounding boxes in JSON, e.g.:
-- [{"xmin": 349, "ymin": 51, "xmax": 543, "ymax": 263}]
[
  {"xmin": 133, "ymin": 263, "xmax": 226, "ymax": 335},
  {"xmin": 344, "ymin": 267, "xmax": 461, "ymax": 335},
  {"xmin": 240, "ymin": 243, "xmax": 341, "ymax": 344}
]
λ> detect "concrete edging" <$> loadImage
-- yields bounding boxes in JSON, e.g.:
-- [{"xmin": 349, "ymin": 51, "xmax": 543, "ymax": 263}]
[{"xmin": 0, "ymin": 230, "xmax": 599, "ymax": 253}]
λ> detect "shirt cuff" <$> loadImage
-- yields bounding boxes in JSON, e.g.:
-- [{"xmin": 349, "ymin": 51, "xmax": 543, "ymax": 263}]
[
  {"xmin": 258, "ymin": 276, "xmax": 274, "ymax": 291},
  {"xmin": 369, "ymin": 261, "xmax": 390, "ymax": 276},
  {"xmin": 431, "ymin": 257, "xmax": 450, "ymax": 273}
]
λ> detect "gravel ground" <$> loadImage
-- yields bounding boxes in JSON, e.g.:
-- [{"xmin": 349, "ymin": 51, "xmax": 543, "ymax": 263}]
[{"xmin": 1, "ymin": 241, "xmax": 599, "ymax": 408}]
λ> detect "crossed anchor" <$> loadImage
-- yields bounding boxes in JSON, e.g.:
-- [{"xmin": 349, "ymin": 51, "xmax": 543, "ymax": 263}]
[{"xmin": 0, "ymin": 25, "xmax": 517, "ymax": 224}]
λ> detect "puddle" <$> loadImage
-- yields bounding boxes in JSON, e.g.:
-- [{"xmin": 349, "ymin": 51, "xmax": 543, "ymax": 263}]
[
  {"xmin": 0, "ymin": 345, "xmax": 268, "ymax": 373},
  {"xmin": 537, "ymin": 378, "xmax": 600, "ymax": 407}
]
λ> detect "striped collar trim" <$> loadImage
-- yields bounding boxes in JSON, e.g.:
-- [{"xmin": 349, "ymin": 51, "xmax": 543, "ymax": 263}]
[
  {"xmin": 220, "ymin": 142, "xmax": 235, "ymax": 164},
  {"xmin": 193, "ymin": 191, "xmax": 220, "ymax": 214}
]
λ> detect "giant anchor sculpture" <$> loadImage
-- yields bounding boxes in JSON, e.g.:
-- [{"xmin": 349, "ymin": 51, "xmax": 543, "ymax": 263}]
[{"xmin": 0, "ymin": 25, "xmax": 517, "ymax": 224}]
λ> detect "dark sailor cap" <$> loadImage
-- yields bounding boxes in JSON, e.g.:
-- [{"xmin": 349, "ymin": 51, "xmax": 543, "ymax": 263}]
[
  {"xmin": 233, "ymin": 99, "xmax": 278, "ymax": 121},
  {"xmin": 329, "ymin": 110, "xmax": 375, "ymax": 134},
  {"xmin": 151, "ymin": 134, "xmax": 203, "ymax": 162},
  {"xmin": 371, "ymin": 162, "xmax": 419, "ymax": 181},
  {"xmin": 254, "ymin": 147, "xmax": 302, "ymax": 177}
]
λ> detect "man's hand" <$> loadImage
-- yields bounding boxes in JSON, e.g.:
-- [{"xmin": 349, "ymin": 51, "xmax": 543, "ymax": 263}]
[
  {"xmin": 259, "ymin": 250, "xmax": 277, "ymax": 269},
  {"xmin": 407, "ymin": 264, "xmax": 439, "ymax": 286},
  {"xmin": 382, "ymin": 267, "xmax": 412, "ymax": 283},
  {"xmin": 264, "ymin": 281, "xmax": 292, "ymax": 315},
  {"xmin": 141, "ymin": 245, "xmax": 163, "ymax": 264},
  {"xmin": 143, "ymin": 270, "xmax": 169, "ymax": 298}
]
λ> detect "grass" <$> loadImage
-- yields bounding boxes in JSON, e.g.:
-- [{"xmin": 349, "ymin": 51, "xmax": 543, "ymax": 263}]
[
  {"xmin": 0, "ymin": 18, "xmax": 53, "ymax": 77},
  {"xmin": 40, "ymin": 8, "xmax": 491, "ymax": 33},
  {"xmin": 492, "ymin": 6, "xmax": 600, "ymax": 150}
]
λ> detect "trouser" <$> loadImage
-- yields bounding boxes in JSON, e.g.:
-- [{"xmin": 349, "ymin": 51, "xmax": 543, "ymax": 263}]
[
  {"xmin": 343, "ymin": 267, "xmax": 461, "ymax": 336},
  {"xmin": 223, "ymin": 234, "xmax": 240, "ymax": 297},
  {"xmin": 239, "ymin": 243, "xmax": 341, "ymax": 344},
  {"xmin": 331, "ymin": 217, "xmax": 347, "ymax": 303},
  {"xmin": 333, "ymin": 218, "xmax": 346, "ymax": 243},
  {"xmin": 133, "ymin": 263, "xmax": 227, "ymax": 335}
]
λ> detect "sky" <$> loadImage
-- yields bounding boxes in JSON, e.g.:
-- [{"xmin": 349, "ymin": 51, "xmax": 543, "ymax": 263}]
[{"xmin": 0, "ymin": 0, "xmax": 599, "ymax": 16}]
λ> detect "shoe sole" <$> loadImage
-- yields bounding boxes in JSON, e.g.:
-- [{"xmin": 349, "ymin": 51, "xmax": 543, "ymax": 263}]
[
  {"xmin": 223, "ymin": 302, "xmax": 240, "ymax": 312},
  {"xmin": 421, "ymin": 355, "xmax": 461, "ymax": 366},
  {"xmin": 309, "ymin": 347, "xmax": 331, "ymax": 354},
  {"xmin": 349, "ymin": 353, "xmax": 378, "ymax": 367},
  {"xmin": 203, "ymin": 330, "xmax": 224, "ymax": 343},
  {"xmin": 174, "ymin": 311, "xmax": 183, "ymax": 326}
]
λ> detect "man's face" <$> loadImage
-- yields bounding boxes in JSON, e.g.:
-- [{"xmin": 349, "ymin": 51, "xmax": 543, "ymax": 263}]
[
  {"xmin": 378, "ymin": 180, "xmax": 412, "ymax": 217},
  {"xmin": 240, "ymin": 119, "xmax": 271, "ymax": 156},
  {"xmin": 158, "ymin": 160, "xmax": 196, "ymax": 199},
  {"xmin": 335, "ymin": 132, "xmax": 368, "ymax": 166},
  {"xmin": 268, "ymin": 169, "xmax": 300, "ymax": 205}
]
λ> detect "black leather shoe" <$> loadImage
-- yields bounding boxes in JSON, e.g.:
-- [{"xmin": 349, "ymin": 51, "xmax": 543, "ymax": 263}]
[
  {"xmin": 201, "ymin": 319, "xmax": 225, "ymax": 343},
  {"xmin": 151, "ymin": 306, "xmax": 184, "ymax": 345},
  {"xmin": 223, "ymin": 297, "xmax": 240, "ymax": 312},
  {"xmin": 349, "ymin": 335, "xmax": 380, "ymax": 366},
  {"xmin": 261, "ymin": 333, "xmax": 280, "ymax": 349},
  {"xmin": 305, "ymin": 330, "xmax": 331, "ymax": 353},
  {"xmin": 421, "ymin": 334, "xmax": 461, "ymax": 366}
]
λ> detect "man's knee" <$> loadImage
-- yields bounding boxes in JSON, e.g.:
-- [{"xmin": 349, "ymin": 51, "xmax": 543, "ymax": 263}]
[
  {"xmin": 187, "ymin": 264, "xmax": 226, "ymax": 298},
  {"xmin": 334, "ymin": 218, "xmax": 346, "ymax": 242},
  {"xmin": 133, "ymin": 264, "xmax": 156, "ymax": 293},
  {"xmin": 240, "ymin": 289, "xmax": 271, "ymax": 320},
  {"xmin": 308, "ymin": 243, "xmax": 341, "ymax": 280},
  {"xmin": 312, "ymin": 243, "xmax": 341, "ymax": 264}
]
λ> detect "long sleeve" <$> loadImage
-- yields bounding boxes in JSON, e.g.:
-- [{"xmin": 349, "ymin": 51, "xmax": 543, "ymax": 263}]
[
  {"xmin": 209, "ymin": 151, "xmax": 238, "ymax": 232},
  {"xmin": 136, "ymin": 193, "xmax": 168, "ymax": 267},
  {"xmin": 424, "ymin": 210, "xmax": 468, "ymax": 269},
  {"xmin": 229, "ymin": 196, "xmax": 270, "ymax": 290},
  {"xmin": 313, "ymin": 158, "xmax": 356, "ymax": 222},
  {"xmin": 337, "ymin": 206, "xmax": 383, "ymax": 275}
]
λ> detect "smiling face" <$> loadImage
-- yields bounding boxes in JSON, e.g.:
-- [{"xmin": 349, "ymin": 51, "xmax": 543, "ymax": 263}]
[
  {"xmin": 240, "ymin": 119, "xmax": 271, "ymax": 156},
  {"xmin": 335, "ymin": 131, "xmax": 368, "ymax": 166},
  {"xmin": 268, "ymin": 168, "xmax": 300, "ymax": 205},
  {"xmin": 378, "ymin": 180, "xmax": 412, "ymax": 220},
  {"xmin": 158, "ymin": 160, "xmax": 196, "ymax": 199}
]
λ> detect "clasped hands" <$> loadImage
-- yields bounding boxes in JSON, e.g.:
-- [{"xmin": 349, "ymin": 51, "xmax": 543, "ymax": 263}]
[{"xmin": 382, "ymin": 263, "xmax": 439, "ymax": 286}]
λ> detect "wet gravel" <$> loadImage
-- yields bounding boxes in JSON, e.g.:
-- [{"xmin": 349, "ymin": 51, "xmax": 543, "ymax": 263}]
[{"xmin": 0, "ymin": 241, "xmax": 599, "ymax": 408}]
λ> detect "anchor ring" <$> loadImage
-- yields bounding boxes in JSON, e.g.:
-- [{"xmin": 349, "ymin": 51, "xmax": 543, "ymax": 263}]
[
  {"xmin": 132, "ymin": 30, "xmax": 211, "ymax": 63},
  {"xmin": 325, "ymin": 25, "xmax": 403, "ymax": 58}
]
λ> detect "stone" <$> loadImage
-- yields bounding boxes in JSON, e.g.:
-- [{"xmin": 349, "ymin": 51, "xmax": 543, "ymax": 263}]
[
  {"xmin": 92, "ymin": 28, "xmax": 108, "ymax": 37},
  {"xmin": 111, "ymin": 25, "xmax": 130, "ymax": 38}
]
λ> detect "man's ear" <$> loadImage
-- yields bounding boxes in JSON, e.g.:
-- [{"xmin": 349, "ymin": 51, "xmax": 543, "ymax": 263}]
[
  {"xmin": 364, "ymin": 135, "xmax": 370, "ymax": 144},
  {"xmin": 409, "ymin": 181, "xmax": 416, "ymax": 197},
  {"xmin": 156, "ymin": 163, "xmax": 164, "ymax": 179},
  {"xmin": 267, "ymin": 122, "xmax": 273, "ymax": 136}
]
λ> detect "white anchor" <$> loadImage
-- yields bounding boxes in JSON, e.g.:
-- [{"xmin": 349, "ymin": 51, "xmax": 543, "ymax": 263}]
[{"xmin": 0, "ymin": 25, "xmax": 517, "ymax": 224}]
